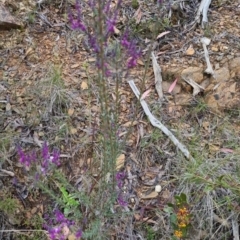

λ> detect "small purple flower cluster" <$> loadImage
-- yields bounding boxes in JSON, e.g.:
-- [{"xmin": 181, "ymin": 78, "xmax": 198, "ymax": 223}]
[
  {"xmin": 18, "ymin": 142, "xmax": 60, "ymax": 175},
  {"xmin": 115, "ymin": 171, "xmax": 128, "ymax": 207},
  {"xmin": 44, "ymin": 210, "xmax": 82, "ymax": 240},
  {"xmin": 68, "ymin": 0, "xmax": 141, "ymax": 71},
  {"xmin": 121, "ymin": 31, "xmax": 141, "ymax": 68},
  {"xmin": 41, "ymin": 142, "xmax": 60, "ymax": 174},
  {"xmin": 18, "ymin": 147, "xmax": 36, "ymax": 168}
]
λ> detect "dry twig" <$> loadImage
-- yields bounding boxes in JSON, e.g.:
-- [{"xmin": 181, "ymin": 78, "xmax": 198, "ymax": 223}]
[
  {"xmin": 151, "ymin": 52, "xmax": 163, "ymax": 101},
  {"xmin": 128, "ymin": 80, "xmax": 195, "ymax": 162}
]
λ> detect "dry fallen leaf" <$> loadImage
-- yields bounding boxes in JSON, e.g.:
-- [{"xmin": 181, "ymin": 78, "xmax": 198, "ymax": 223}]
[
  {"xmin": 185, "ymin": 45, "xmax": 195, "ymax": 55},
  {"xmin": 116, "ymin": 154, "xmax": 125, "ymax": 170},
  {"xmin": 168, "ymin": 78, "xmax": 178, "ymax": 93},
  {"xmin": 141, "ymin": 191, "xmax": 158, "ymax": 199},
  {"xmin": 151, "ymin": 52, "xmax": 163, "ymax": 100},
  {"xmin": 209, "ymin": 144, "xmax": 220, "ymax": 152},
  {"xmin": 68, "ymin": 108, "xmax": 74, "ymax": 116},
  {"xmin": 68, "ymin": 234, "xmax": 76, "ymax": 240},
  {"xmin": 137, "ymin": 59, "xmax": 144, "ymax": 65},
  {"xmin": 133, "ymin": 7, "xmax": 142, "ymax": 24},
  {"xmin": 113, "ymin": 26, "xmax": 120, "ymax": 35},
  {"xmin": 219, "ymin": 148, "xmax": 234, "ymax": 154},
  {"xmin": 81, "ymin": 81, "xmax": 88, "ymax": 90},
  {"xmin": 70, "ymin": 63, "xmax": 80, "ymax": 69},
  {"xmin": 123, "ymin": 121, "xmax": 138, "ymax": 127},
  {"xmin": 70, "ymin": 127, "xmax": 78, "ymax": 135},
  {"xmin": 140, "ymin": 89, "xmax": 151, "ymax": 100},
  {"xmin": 156, "ymin": 31, "xmax": 170, "ymax": 40}
]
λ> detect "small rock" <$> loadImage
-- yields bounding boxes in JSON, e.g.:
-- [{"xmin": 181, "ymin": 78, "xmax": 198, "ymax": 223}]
[
  {"xmin": 181, "ymin": 67, "xmax": 204, "ymax": 84},
  {"xmin": 229, "ymin": 57, "xmax": 240, "ymax": 72},
  {"xmin": 214, "ymin": 63, "xmax": 220, "ymax": 70},
  {"xmin": 0, "ymin": 3, "xmax": 22, "ymax": 30},
  {"xmin": 212, "ymin": 67, "xmax": 230, "ymax": 83}
]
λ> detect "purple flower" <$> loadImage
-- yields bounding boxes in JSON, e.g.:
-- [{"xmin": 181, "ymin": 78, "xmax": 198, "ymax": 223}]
[
  {"xmin": 117, "ymin": 194, "xmax": 128, "ymax": 207},
  {"xmin": 17, "ymin": 147, "xmax": 36, "ymax": 168},
  {"xmin": 127, "ymin": 56, "xmax": 138, "ymax": 68},
  {"xmin": 88, "ymin": 35, "xmax": 100, "ymax": 53},
  {"xmin": 18, "ymin": 147, "xmax": 26, "ymax": 164},
  {"xmin": 116, "ymin": 171, "xmax": 125, "ymax": 188},
  {"xmin": 71, "ymin": 19, "xmax": 87, "ymax": 32},
  {"xmin": 104, "ymin": 0, "xmax": 111, "ymax": 14},
  {"xmin": 68, "ymin": 1, "xmax": 87, "ymax": 32},
  {"xmin": 106, "ymin": 18, "xmax": 116, "ymax": 33},
  {"xmin": 42, "ymin": 142, "xmax": 49, "ymax": 161},
  {"xmin": 48, "ymin": 227, "xmax": 61, "ymax": 240},
  {"xmin": 51, "ymin": 148, "xmax": 60, "ymax": 166},
  {"xmin": 75, "ymin": 229, "xmax": 82, "ymax": 239},
  {"xmin": 55, "ymin": 210, "xmax": 66, "ymax": 223},
  {"xmin": 121, "ymin": 31, "xmax": 141, "ymax": 68},
  {"xmin": 88, "ymin": 0, "xmax": 96, "ymax": 8},
  {"xmin": 121, "ymin": 33, "xmax": 131, "ymax": 48}
]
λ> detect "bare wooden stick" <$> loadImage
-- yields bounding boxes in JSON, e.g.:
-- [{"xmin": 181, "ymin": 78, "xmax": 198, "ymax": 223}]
[
  {"xmin": 196, "ymin": 0, "xmax": 212, "ymax": 28},
  {"xmin": 201, "ymin": 37, "xmax": 215, "ymax": 76},
  {"xmin": 128, "ymin": 80, "xmax": 195, "ymax": 162},
  {"xmin": 151, "ymin": 52, "xmax": 163, "ymax": 100}
]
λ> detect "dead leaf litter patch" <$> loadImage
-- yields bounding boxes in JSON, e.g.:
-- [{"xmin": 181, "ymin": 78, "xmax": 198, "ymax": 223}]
[{"xmin": 1, "ymin": 0, "xmax": 240, "ymax": 239}]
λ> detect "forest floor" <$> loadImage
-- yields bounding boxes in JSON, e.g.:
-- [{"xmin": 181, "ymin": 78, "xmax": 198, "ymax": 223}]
[{"xmin": 1, "ymin": 0, "xmax": 240, "ymax": 239}]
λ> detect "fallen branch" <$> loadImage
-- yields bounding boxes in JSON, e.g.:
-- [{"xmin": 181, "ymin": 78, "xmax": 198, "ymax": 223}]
[
  {"xmin": 201, "ymin": 37, "xmax": 215, "ymax": 76},
  {"xmin": 128, "ymin": 80, "xmax": 195, "ymax": 162},
  {"xmin": 151, "ymin": 52, "xmax": 163, "ymax": 100},
  {"xmin": 196, "ymin": 0, "xmax": 212, "ymax": 28},
  {"xmin": 231, "ymin": 212, "xmax": 239, "ymax": 240}
]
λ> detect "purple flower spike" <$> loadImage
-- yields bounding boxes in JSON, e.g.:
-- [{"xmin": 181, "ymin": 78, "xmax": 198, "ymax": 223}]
[
  {"xmin": 18, "ymin": 147, "xmax": 26, "ymax": 164},
  {"xmin": 51, "ymin": 148, "xmax": 60, "ymax": 166},
  {"xmin": 88, "ymin": 0, "xmax": 96, "ymax": 8},
  {"xmin": 75, "ymin": 229, "xmax": 83, "ymax": 239},
  {"xmin": 68, "ymin": 0, "xmax": 87, "ymax": 32},
  {"xmin": 42, "ymin": 142, "xmax": 49, "ymax": 161},
  {"xmin": 55, "ymin": 210, "xmax": 66, "ymax": 223},
  {"xmin": 121, "ymin": 31, "xmax": 141, "ymax": 69},
  {"xmin": 106, "ymin": 18, "xmax": 116, "ymax": 33},
  {"xmin": 117, "ymin": 194, "xmax": 128, "ymax": 207},
  {"xmin": 48, "ymin": 226, "xmax": 61, "ymax": 240},
  {"xmin": 116, "ymin": 171, "xmax": 125, "ymax": 188}
]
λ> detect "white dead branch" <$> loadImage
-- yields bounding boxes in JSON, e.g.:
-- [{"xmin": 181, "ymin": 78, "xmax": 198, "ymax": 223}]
[
  {"xmin": 151, "ymin": 52, "xmax": 163, "ymax": 100},
  {"xmin": 182, "ymin": 76, "xmax": 205, "ymax": 96},
  {"xmin": 196, "ymin": 0, "xmax": 212, "ymax": 28},
  {"xmin": 128, "ymin": 80, "xmax": 195, "ymax": 162},
  {"xmin": 231, "ymin": 212, "xmax": 239, "ymax": 240},
  {"xmin": 201, "ymin": 37, "xmax": 215, "ymax": 76}
]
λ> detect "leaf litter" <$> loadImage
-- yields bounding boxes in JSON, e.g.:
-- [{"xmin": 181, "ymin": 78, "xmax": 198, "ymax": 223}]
[{"xmin": 0, "ymin": 0, "xmax": 240, "ymax": 239}]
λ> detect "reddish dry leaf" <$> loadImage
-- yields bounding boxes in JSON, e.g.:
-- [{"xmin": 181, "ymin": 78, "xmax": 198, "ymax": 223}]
[
  {"xmin": 140, "ymin": 89, "xmax": 151, "ymax": 100},
  {"xmin": 168, "ymin": 78, "xmax": 178, "ymax": 93},
  {"xmin": 219, "ymin": 148, "xmax": 234, "ymax": 153}
]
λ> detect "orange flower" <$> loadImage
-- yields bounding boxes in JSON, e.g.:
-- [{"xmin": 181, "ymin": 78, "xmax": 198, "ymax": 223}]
[{"xmin": 174, "ymin": 230, "xmax": 183, "ymax": 238}]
